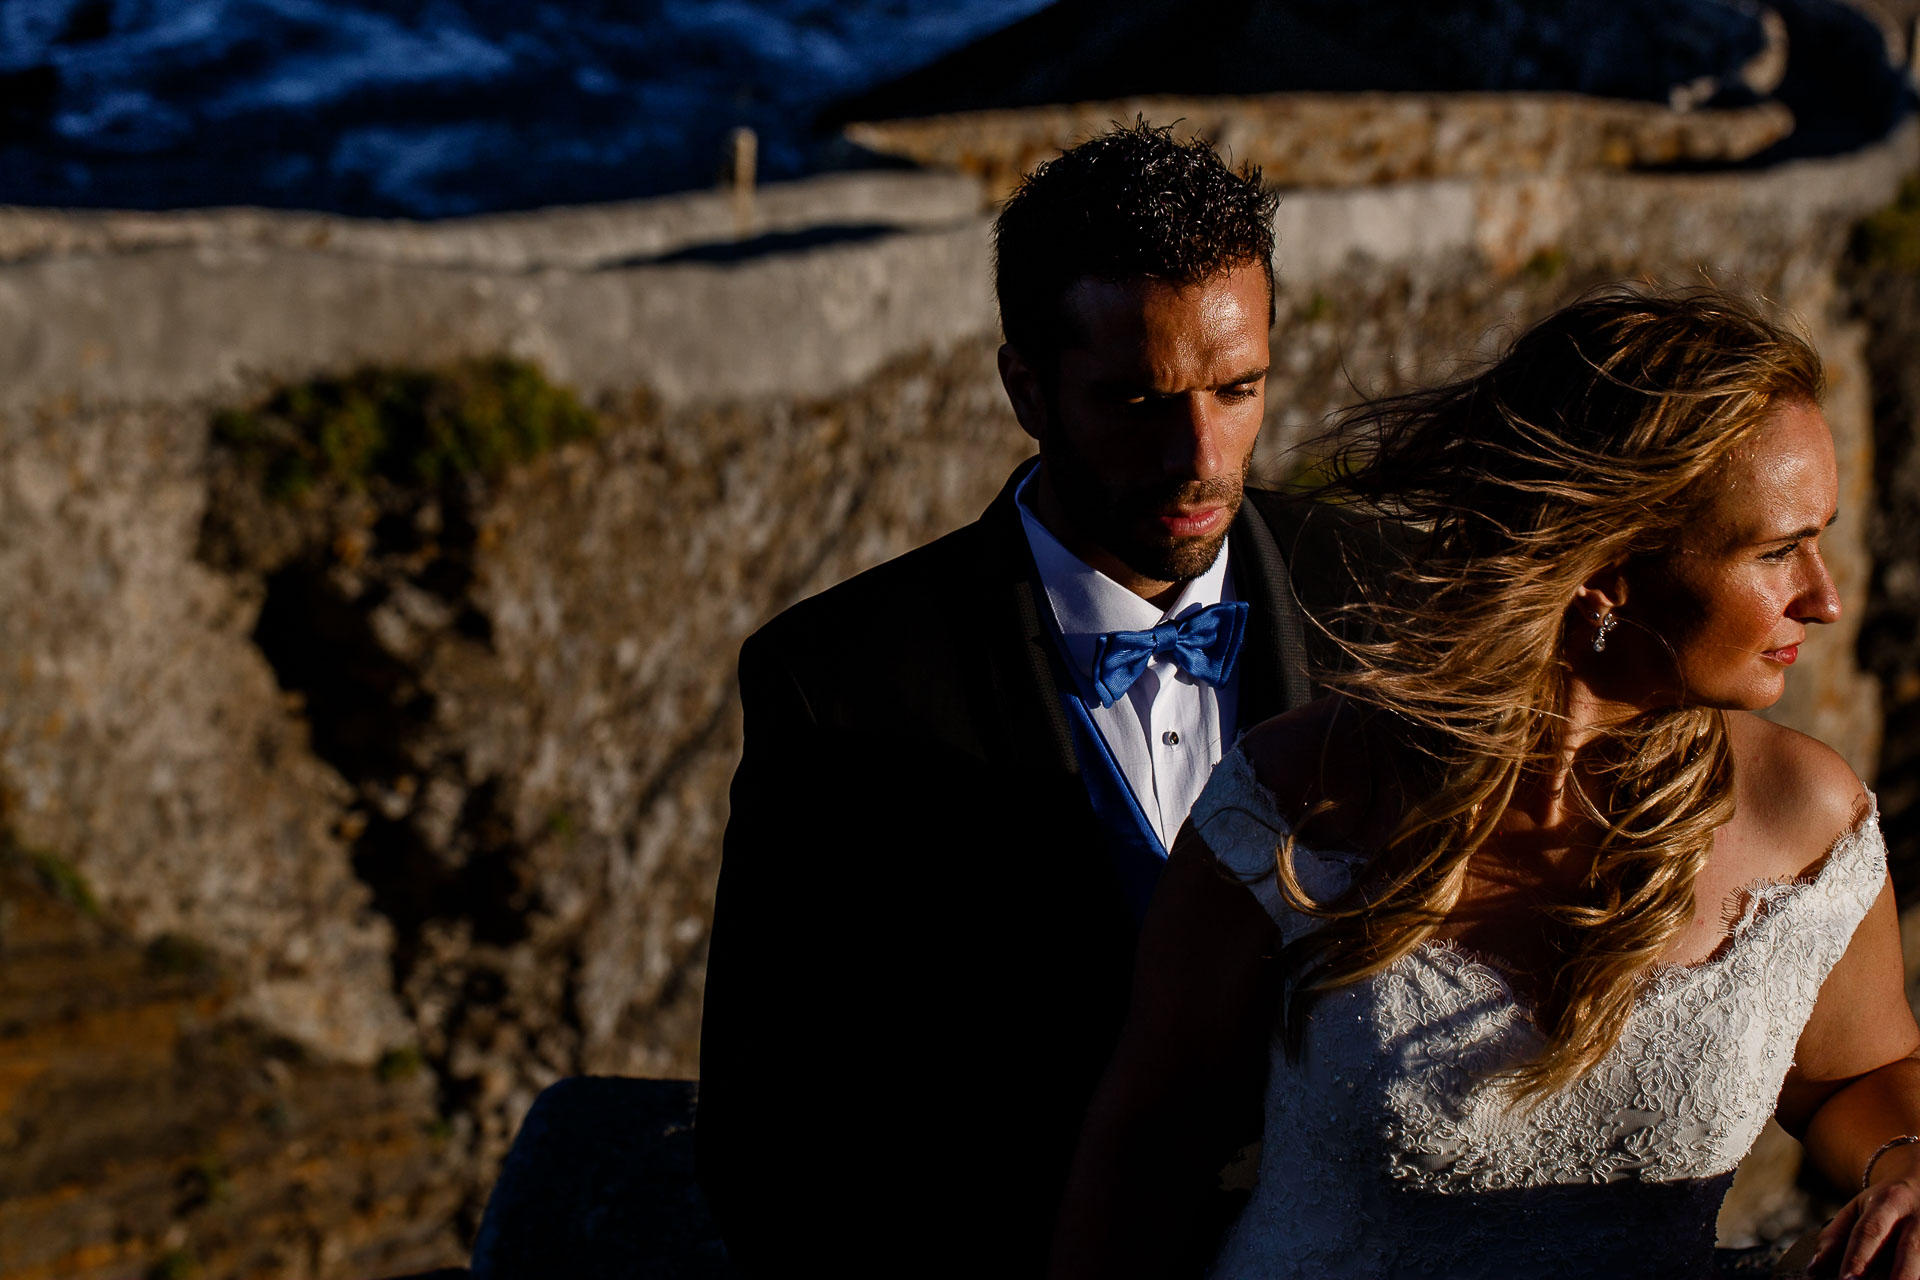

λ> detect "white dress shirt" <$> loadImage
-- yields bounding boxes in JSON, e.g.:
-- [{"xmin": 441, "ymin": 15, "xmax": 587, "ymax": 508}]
[{"xmin": 1016, "ymin": 472, "xmax": 1239, "ymax": 849}]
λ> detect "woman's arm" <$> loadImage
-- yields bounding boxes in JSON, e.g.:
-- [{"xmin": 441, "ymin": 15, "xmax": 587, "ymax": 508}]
[
  {"xmin": 1047, "ymin": 822, "xmax": 1279, "ymax": 1280},
  {"xmin": 1775, "ymin": 876, "xmax": 1920, "ymax": 1278}
]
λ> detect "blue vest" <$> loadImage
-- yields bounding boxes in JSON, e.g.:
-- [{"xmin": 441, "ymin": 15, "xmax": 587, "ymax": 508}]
[
  {"xmin": 1032, "ymin": 591, "xmax": 1174, "ymax": 924},
  {"xmin": 1058, "ymin": 688, "xmax": 1169, "ymax": 924}
]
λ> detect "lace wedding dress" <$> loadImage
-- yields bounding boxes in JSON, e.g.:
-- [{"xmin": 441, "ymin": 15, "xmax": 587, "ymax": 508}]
[{"xmin": 1192, "ymin": 749, "xmax": 1886, "ymax": 1280}]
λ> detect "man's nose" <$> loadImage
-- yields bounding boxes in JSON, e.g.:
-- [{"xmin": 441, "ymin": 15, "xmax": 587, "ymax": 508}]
[{"xmin": 1162, "ymin": 393, "xmax": 1226, "ymax": 479}]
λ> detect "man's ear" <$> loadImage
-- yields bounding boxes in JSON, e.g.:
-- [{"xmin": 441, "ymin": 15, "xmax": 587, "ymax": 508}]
[
  {"xmin": 1572, "ymin": 565, "xmax": 1630, "ymax": 618},
  {"xmin": 998, "ymin": 342, "xmax": 1049, "ymax": 444}
]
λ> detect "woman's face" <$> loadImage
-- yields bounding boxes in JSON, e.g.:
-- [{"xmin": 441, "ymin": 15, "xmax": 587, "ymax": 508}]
[{"xmin": 1615, "ymin": 399, "xmax": 1842, "ymax": 711}]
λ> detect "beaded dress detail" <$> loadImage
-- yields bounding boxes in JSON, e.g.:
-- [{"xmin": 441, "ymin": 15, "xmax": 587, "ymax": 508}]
[{"xmin": 1193, "ymin": 749, "xmax": 1885, "ymax": 1280}]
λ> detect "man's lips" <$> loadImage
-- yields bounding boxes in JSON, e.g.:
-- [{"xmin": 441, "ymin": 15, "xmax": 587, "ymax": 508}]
[
  {"xmin": 1762, "ymin": 644, "xmax": 1800, "ymax": 665},
  {"xmin": 1147, "ymin": 506, "xmax": 1227, "ymax": 537}
]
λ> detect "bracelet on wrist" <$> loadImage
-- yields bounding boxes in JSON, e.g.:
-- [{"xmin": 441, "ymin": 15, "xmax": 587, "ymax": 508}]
[{"xmin": 1862, "ymin": 1134, "xmax": 1920, "ymax": 1190}]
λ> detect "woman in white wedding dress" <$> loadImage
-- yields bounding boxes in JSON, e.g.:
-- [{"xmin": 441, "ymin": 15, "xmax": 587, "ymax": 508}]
[{"xmin": 1048, "ymin": 290, "xmax": 1920, "ymax": 1280}]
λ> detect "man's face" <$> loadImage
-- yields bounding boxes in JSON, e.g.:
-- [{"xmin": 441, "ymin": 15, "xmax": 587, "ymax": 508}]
[{"xmin": 1010, "ymin": 263, "xmax": 1270, "ymax": 596}]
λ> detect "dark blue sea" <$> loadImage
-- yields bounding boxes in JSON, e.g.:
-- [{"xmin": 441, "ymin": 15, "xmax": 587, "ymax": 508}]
[
  {"xmin": 0, "ymin": 0, "xmax": 1909, "ymax": 216},
  {"xmin": 0, "ymin": 0, "xmax": 1051, "ymax": 216}
]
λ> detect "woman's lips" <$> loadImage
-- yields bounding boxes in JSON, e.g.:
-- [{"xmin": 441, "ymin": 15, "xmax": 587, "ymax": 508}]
[
  {"xmin": 1763, "ymin": 644, "xmax": 1800, "ymax": 665},
  {"xmin": 1152, "ymin": 506, "xmax": 1226, "ymax": 537}
]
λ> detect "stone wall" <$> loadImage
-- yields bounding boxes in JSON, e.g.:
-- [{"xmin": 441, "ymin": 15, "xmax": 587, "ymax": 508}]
[
  {"xmin": 846, "ymin": 93, "xmax": 1796, "ymax": 202},
  {"xmin": 0, "ymin": 104, "xmax": 1915, "ymax": 1272}
]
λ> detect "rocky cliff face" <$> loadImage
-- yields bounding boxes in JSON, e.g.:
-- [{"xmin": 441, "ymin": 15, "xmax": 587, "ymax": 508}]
[
  {"xmin": 1843, "ymin": 177, "xmax": 1920, "ymax": 901},
  {"xmin": 0, "ymin": 837, "xmax": 465, "ymax": 1278},
  {"xmin": 0, "ymin": 396, "xmax": 411, "ymax": 1068},
  {"xmin": 194, "ymin": 342, "xmax": 1037, "ymax": 1179},
  {"xmin": 0, "ymin": 97, "xmax": 1915, "ymax": 1273}
]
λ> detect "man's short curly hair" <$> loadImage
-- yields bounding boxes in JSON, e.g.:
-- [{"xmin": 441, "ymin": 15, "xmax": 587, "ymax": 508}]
[{"xmin": 992, "ymin": 120, "xmax": 1279, "ymax": 370}]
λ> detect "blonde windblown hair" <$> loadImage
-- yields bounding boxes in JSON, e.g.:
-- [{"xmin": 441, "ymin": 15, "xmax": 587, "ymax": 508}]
[{"xmin": 1278, "ymin": 287, "xmax": 1826, "ymax": 1098}]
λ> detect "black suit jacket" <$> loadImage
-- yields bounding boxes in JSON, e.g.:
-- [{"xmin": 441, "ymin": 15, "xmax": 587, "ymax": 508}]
[{"xmin": 697, "ymin": 463, "xmax": 1373, "ymax": 1277}]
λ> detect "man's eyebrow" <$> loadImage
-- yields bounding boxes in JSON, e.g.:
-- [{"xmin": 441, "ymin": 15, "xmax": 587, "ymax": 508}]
[
  {"xmin": 1088, "ymin": 366, "xmax": 1271, "ymax": 397},
  {"xmin": 1088, "ymin": 376, "xmax": 1158, "ymax": 397}
]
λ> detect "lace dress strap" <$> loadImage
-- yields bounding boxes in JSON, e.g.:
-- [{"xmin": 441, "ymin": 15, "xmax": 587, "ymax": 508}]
[
  {"xmin": 1190, "ymin": 748, "xmax": 1361, "ymax": 934},
  {"xmin": 1737, "ymin": 795, "xmax": 1886, "ymax": 937}
]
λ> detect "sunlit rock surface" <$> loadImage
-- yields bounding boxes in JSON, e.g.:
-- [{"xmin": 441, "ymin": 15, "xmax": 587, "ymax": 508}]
[{"xmin": 0, "ymin": 842, "xmax": 465, "ymax": 1279}]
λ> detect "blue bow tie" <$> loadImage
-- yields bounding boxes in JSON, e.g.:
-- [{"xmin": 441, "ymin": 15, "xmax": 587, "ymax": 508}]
[{"xmin": 1088, "ymin": 600, "xmax": 1249, "ymax": 708}]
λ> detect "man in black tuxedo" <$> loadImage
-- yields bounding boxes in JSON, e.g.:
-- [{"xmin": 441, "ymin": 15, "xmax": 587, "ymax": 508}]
[{"xmin": 697, "ymin": 122, "xmax": 1370, "ymax": 1276}]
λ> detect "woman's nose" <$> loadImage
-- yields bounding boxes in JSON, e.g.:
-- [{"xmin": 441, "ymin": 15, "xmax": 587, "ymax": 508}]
[{"xmin": 1792, "ymin": 551, "xmax": 1843, "ymax": 624}]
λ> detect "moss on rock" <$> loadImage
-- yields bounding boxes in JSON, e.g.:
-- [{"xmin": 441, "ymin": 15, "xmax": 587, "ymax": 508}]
[
  {"xmin": 213, "ymin": 358, "xmax": 596, "ymax": 501},
  {"xmin": 146, "ymin": 931, "xmax": 218, "ymax": 977},
  {"xmin": 1855, "ymin": 174, "xmax": 1920, "ymax": 274},
  {"xmin": 376, "ymin": 1045, "xmax": 426, "ymax": 1084},
  {"xmin": 3, "ymin": 835, "xmax": 102, "ymax": 919}
]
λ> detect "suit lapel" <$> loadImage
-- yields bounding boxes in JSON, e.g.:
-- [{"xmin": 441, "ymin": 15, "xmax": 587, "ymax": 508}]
[
  {"xmin": 967, "ymin": 462, "xmax": 1082, "ymax": 780},
  {"xmin": 1230, "ymin": 498, "xmax": 1313, "ymax": 725}
]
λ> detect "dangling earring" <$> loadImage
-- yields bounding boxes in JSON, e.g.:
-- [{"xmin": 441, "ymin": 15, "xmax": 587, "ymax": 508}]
[{"xmin": 1592, "ymin": 611, "xmax": 1618, "ymax": 654}]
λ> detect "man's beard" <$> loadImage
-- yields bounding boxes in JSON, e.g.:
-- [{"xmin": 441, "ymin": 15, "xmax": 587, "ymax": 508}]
[{"xmin": 1043, "ymin": 424, "xmax": 1248, "ymax": 584}]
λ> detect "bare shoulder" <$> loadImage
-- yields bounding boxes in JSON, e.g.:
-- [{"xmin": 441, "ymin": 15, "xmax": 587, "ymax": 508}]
[
  {"xmin": 1236, "ymin": 697, "xmax": 1345, "ymax": 809},
  {"xmin": 1724, "ymin": 711, "xmax": 1872, "ymax": 874},
  {"xmin": 1235, "ymin": 695, "xmax": 1393, "ymax": 844}
]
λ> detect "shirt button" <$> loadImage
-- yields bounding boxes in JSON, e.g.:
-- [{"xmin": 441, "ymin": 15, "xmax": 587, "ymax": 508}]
[{"xmin": 1162, "ymin": 730, "xmax": 1180, "ymax": 747}]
